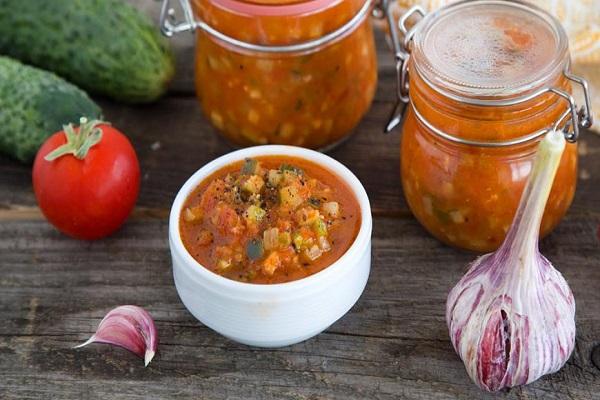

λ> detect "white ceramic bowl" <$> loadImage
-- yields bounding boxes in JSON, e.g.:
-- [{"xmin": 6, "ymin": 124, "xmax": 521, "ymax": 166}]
[{"xmin": 169, "ymin": 145, "xmax": 372, "ymax": 347}]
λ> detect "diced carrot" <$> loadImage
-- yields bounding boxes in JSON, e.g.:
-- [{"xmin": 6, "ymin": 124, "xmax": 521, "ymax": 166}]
[
  {"xmin": 262, "ymin": 251, "xmax": 282, "ymax": 275},
  {"xmin": 197, "ymin": 230, "xmax": 213, "ymax": 246}
]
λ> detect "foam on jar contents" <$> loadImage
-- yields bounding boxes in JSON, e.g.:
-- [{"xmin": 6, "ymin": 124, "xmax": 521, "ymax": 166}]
[{"xmin": 416, "ymin": 2, "xmax": 565, "ymax": 95}]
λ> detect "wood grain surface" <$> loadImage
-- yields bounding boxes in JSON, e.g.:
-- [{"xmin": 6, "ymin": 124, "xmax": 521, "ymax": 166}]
[{"xmin": 0, "ymin": 1, "xmax": 599, "ymax": 399}]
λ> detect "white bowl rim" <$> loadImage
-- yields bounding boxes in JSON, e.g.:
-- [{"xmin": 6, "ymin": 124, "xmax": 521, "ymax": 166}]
[{"xmin": 169, "ymin": 144, "xmax": 372, "ymax": 295}]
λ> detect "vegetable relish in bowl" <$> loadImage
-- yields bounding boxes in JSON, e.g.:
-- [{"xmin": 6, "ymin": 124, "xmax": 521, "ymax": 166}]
[{"xmin": 179, "ymin": 156, "xmax": 361, "ymax": 284}]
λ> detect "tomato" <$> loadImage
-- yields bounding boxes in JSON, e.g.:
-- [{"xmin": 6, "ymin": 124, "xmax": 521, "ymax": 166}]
[{"xmin": 32, "ymin": 118, "xmax": 140, "ymax": 240}]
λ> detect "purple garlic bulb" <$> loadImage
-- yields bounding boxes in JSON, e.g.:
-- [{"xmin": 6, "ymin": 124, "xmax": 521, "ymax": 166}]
[{"xmin": 446, "ymin": 130, "xmax": 576, "ymax": 392}]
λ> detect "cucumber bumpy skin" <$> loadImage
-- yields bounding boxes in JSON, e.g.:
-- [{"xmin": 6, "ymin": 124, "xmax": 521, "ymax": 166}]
[
  {"xmin": 0, "ymin": 0, "xmax": 175, "ymax": 104},
  {"xmin": 0, "ymin": 57, "xmax": 102, "ymax": 163}
]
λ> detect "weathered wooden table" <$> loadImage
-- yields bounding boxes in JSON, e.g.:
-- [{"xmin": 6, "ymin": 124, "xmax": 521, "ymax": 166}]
[{"xmin": 1, "ymin": 2, "xmax": 599, "ymax": 399}]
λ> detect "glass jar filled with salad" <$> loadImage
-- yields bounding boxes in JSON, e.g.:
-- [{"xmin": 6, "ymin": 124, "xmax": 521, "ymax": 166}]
[
  {"xmin": 387, "ymin": 0, "xmax": 593, "ymax": 252},
  {"xmin": 160, "ymin": 0, "xmax": 378, "ymax": 149}
]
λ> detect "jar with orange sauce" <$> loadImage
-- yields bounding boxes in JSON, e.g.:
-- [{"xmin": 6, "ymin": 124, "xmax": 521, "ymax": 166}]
[
  {"xmin": 387, "ymin": 0, "xmax": 593, "ymax": 252},
  {"xmin": 160, "ymin": 0, "xmax": 378, "ymax": 149}
]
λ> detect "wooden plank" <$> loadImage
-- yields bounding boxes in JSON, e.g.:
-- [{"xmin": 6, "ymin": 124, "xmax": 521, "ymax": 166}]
[
  {"xmin": 0, "ymin": 2, "xmax": 599, "ymax": 399},
  {"xmin": 1, "ymin": 215, "xmax": 599, "ymax": 399}
]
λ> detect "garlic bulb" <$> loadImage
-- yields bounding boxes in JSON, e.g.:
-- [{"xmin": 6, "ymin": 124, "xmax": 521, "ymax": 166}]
[
  {"xmin": 446, "ymin": 130, "xmax": 576, "ymax": 392},
  {"xmin": 75, "ymin": 305, "xmax": 158, "ymax": 366}
]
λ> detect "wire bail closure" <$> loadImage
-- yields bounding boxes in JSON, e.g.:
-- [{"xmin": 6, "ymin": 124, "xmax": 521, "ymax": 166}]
[
  {"xmin": 159, "ymin": 0, "xmax": 374, "ymax": 54},
  {"xmin": 376, "ymin": 3, "xmax": 594, "ymax": 145},
  {"xmin": 372, "ymin": 2, "xmax": 425, "ymax": 133}
]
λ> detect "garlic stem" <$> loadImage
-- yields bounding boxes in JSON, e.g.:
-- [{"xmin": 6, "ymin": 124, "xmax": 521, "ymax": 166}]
[{"xmin": 502, "ymin": 129, "xmax": 566, "ymax": 260}]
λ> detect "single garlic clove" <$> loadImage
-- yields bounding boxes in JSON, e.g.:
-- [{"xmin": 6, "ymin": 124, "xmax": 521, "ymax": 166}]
[
  {"xmin": 75, "ymin": 305, "xmax": 158, "ymax": 366},
  {"xmin": 446, "ymin": 130, "xmax": 576, "ymax": 391}
]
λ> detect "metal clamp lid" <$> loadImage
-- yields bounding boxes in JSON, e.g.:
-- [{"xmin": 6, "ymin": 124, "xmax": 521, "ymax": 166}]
[
  {"xmin": 377, "ymin": 2, "xmax": 594, "ymax": 145},
  {"xmin": 159, "ymin": 0, "xmax": 374, "ymax": 54},
  {"xmin": 373, "ymin": 3, "xmax": 425, "ymax": 133}
]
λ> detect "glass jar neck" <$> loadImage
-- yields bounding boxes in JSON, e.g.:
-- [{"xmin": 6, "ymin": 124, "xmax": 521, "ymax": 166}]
[
  {"xmin": 409, "ymin": 57, "xmax": 572, "ymax": 144},
  {"xmin": 192, "ymin": 0, "xmax": 368, "ymax": 47}
]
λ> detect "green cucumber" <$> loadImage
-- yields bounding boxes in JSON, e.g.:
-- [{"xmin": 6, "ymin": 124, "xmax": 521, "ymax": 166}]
[
  {"xmin": 0, "ymin": 57, "xmax": 102, "ymax": 163},
  {"xmin": 0, "ymin": 0, "xmax": 174, "ymax": 103}
]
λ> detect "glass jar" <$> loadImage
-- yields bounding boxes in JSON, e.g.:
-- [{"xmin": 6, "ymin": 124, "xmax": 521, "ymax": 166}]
[
  {"xmin": 388, "ymin": 0, "xmax": 593, "ymax": 252},
  {"xmin": 160, "ymin": 0, "xmax": 378, "ymax": 149}
]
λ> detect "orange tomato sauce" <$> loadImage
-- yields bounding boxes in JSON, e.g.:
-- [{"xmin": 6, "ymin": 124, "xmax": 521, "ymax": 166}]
[
  {"xmin": 401, "ymin": 68, "xmax": 578, "ymax": 252},
  {"xmin": 192, "ymin": 0, "xmax": 377, "ymax": 148},
  {"xmin": 179, "ymin": 156, "xmax": 361, "ymax": 283}
]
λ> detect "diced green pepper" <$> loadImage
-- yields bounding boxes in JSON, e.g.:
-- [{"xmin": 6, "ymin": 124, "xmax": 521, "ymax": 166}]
[
  {"xmin": 313, "ymin": 218, "xmax": 327, "ymax": 237},
  {"xmin": 308, "ymin": 197, "xmax": 321, "ymax": 209},
  {"xmin": 292, "ymin": 231, "xmax": 304, "ymax": 251},
  {"xmin": 246, "ymin": 238, "xmax": 264, "ymax": 261},
  {"xmin": 279, "ymin": 164, "xmax": 303, "ymax": 175},
  {"xmin": 241, "ymin": 158, "xmax": 258, "ymax": 175}
]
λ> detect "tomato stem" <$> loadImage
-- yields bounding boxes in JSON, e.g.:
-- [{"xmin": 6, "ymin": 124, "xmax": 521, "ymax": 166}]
[{"xmin": 44, "ymin": 117, "xmax": 106, "ymax": 161}]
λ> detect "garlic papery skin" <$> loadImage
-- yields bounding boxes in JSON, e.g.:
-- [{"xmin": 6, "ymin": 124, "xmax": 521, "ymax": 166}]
[
  {"xmin": 75, "ymin": 305, "xmax": 158, "ymax": 367},
  {"xmin": 446, "ymin": 130, "xmax": 576, "ymax": 392}
]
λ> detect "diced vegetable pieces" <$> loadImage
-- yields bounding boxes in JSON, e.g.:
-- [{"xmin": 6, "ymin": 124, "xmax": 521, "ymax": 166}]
[
  {"xmin": 308, "ymin": 197, "xmax": 321, "ymax": 208},
  {"xmin": 279, "ymin": 164, "xmax": 303, "ymax": 175},
  {"xmin": 242, "ymin": 175, "xmax": 265, "ymax": 194},
  {"xmin": 183, "ymin": 206, "xmax": 203, "ymax": 223},
  {"xmin": 241, "ymin": 158, "xmax": 259, "ymax": 175},
  {"xmin": 263, "ymin": 227, "xmax": 279, "ymax": 251},
  {"xmin": 449, "ymin": 210, "xmax": 466, "ymax": 224},
  {"xmin": 295, "ymin": 207, "xmax": 320, "ymax": 226},
  {"xmin": 281, "ymin": 170, "xmax": 301, "ymax": 187},
  {"xmin": 422, "ymin": 195, "xmax": 434, "ymax": 216},
  {"xmin": 262, "ymin": 251, "xmax": 281, "ymax": 275},
  {"xmin": 292, "ymin": 231, "xmax": 304, "ymax": 251},
  {"xmin": 433, "ymin": 206, "xmax": 451, "ymax": 224},
  {"xmin": 278, "ymin": 231, "xmax": 292, "ymax": 247},
  {"xmin": 302, "ymin": 245, "xmax": 322, "ymax": 262},
  {"xmin": 179, "ymin": 157, "xmax": 358, "ymax": 284},
  {"xmin": 268, "ymin": 169, "xmax": 283, "ymax": 187},
  {"xmin": 313, "ymin": 218, "xmax": 327, "ymax": 237},
  {"xmin": 292, "ymin": 227, "xmax": 316, "ymax": 252},
  {"xmin": 217, "ymin": 259, "xmax": 232, "ymax": 271},
  {"xmin": 246, "ymin": 238, "xmax": 264, "ymax": 261},
  {"xmin": 318, "ymin": 236, "xmax": 331, "ymax": 251},
  {"xmin": 197, "ymin": 230, "xmax": 213, "ymax": 246},
  {"xmin": 244, "ymin": 205, "xmax": 266, "ymax": 224},
  {"xmin": 280, "ymin": 186, "xmax": 304, "ymax": 209},
  {"xmin": 322, "ymin": 201, "xmax": 340, "ymax": 218}
]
